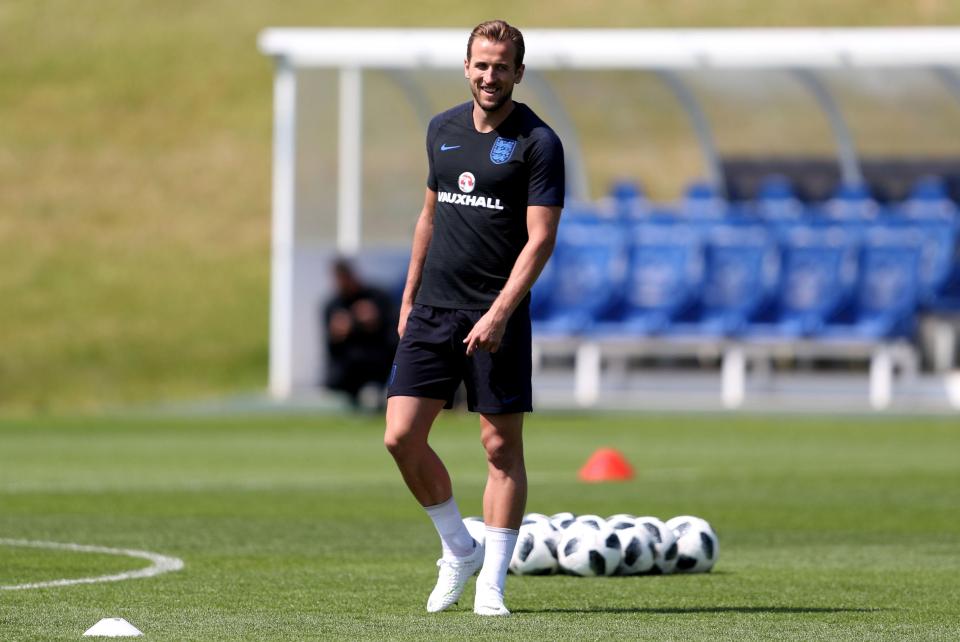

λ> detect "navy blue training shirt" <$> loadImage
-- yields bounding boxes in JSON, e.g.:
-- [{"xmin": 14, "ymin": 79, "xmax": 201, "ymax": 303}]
[{"xmin": 416, "ymin": 101, "xmax": 565, "ymax": 309}]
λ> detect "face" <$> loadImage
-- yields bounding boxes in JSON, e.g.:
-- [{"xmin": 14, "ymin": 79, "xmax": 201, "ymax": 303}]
[
  {"xmin": 464, "ymin": 37, "xmax": 524, "ymax": 113},
  {"xmin": 333, "ymin": 268, "xmax": 358, "ymax": 295}
]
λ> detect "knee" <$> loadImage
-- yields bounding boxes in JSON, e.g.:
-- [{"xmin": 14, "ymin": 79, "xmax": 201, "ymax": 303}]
[
  {"xmin": 384, "ymin": 426, "xmax": 424, "ymax": 462},
  {"xmin": 482, "ymin": 432, "xmax": 522, "ymax": 472},
  {"xmin": 383, "ymin": 429, "xmax": 405, "ymax": 458}
]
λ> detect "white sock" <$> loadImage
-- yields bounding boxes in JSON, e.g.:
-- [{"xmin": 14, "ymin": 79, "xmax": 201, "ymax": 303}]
[
  {"xmin": 477, "ymin": 526, "xmax": 519, "ymax": 595},
  {"xmin": 424, "ymin": 497, "xmax": 476, "ymax": 559}
]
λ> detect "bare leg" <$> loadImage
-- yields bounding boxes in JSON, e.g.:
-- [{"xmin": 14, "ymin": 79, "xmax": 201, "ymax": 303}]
[
  {"xmin": 473, "ymin": 412, "xmax": 525, "ymax": 615},
  {"xmin": 384, "ymin": 395, "xmax": 450, "ymax": 506},
  {"xmin": 479, "ymin": 412, "xmax": 527, "ymax": 529},
  {"xmin": 387, "ymin": 396, "xmax": 482, "ymax": 612}
]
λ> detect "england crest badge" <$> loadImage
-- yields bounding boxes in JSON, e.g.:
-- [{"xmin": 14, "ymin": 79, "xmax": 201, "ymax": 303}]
[{"xmin": 490, "ymin": 137, "xmax": 517, "ymax": 164}]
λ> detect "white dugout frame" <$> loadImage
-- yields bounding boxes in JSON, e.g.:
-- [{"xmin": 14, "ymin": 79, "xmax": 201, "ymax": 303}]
[{"xmin": 258, "ymin": 28, "xmax": 960, "ymax": 401}]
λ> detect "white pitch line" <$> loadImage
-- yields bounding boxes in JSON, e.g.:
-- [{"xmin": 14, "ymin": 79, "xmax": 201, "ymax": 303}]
[{"xmin": 0, "ymin": 539, "xmax": 184, "ymax": 591}]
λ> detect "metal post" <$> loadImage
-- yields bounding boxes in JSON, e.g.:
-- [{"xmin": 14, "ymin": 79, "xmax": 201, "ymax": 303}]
[
  {"xmin": 946, "ymin": 372, "xmax": 960, "ymax": 410},
  {"xmin": 524, "ymin": 71, "xmax": 591, "ymax": 201},
  {"xmin": 933, "ymin": 66, "xmax": 960, "ymax": 105},
  {"xmin": 869, "ymin": 347, "xmax": 894, "ymax": 410},
  {"xmin": 575, "ymin": 342, "xmax": 602, "ymax": 407},
  {"xmin": 268, "ymin": 58, "xmax": 298, "ymax": 399},
  {"xmin": 383, "ymin": 70, "xmax": 435, "ymax": 131},
  {"xmin": 655, "ymin": 70, "xmax": 726, "ymax": 197},
  {"xmin": 793, "ymin": 69, "xmax": 864, "ymax": 187},
  {"xmin": 338, "ymin": 67, "xmax": 363, "ymax": 255},
  {"xmin": 721, "ymin": 347, "xmax": 746, "ymax": 409}
]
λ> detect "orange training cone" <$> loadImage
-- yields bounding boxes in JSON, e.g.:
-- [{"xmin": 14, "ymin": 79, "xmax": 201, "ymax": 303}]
[{"xmin": 578, "ymin": 448, "xmax": 634, "ymax": 482}]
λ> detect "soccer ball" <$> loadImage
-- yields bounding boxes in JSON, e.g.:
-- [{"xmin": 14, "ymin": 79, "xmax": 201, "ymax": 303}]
[
  {"xmin": 509, "ymin": 521, "xmax": 559, "ymax": 575},
  {"xmin": 573, "ymin": 514, "xmax": 606, "ymax": 530},
  {"xmin": 613, "ymin": 524, "xmax": 656, "ymax": 575},
  {"xmin": 522, "ymin": 512, "xmax": 553, "ymax": 528},
  {"xmin": 606, "ymin": 513, "xmax": 636, "ymax": 526},
  {"xmin": 557, "ymin": 521, "xmax": 621, "ymax": 577},
  {"xmin": 462, "ymin": 516, "xmax": 486, "ymax": 553},
  {"xmin": 634, "ymin": 516, "xmax": 679, "ymax": 574},
  {"xmin": 606, "ymin": 514, "xmax": 637, "ymax": 531},
  {"xmin": 549, "ymin": 512, "xmax": 576, "ymax": 530},
  {"xmin": 666, "ymin": 515, "xmax": 719, "ymax": 573}
]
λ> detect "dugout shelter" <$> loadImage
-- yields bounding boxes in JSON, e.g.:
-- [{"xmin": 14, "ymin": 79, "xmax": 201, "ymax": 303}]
[{"xmin": 258, "ymin": 27, "xmax": 960, "ymax": 410}]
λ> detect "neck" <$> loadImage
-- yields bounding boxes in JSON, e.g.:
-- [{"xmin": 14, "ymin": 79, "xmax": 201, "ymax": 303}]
[{"xmin": 472, "ymin": 100, "xmax": 515, "ymax": 133}]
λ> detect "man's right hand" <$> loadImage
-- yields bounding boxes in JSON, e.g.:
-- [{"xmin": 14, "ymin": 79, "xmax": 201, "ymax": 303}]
[{"xmin": 329, "ymin": 310, "xmax": 352, "ymax": 343}]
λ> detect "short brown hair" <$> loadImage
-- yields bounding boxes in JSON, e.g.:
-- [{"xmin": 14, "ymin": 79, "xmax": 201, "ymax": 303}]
[{"xmin": 466, "ymin": 20, "xmax": 525, "ymax": 68}]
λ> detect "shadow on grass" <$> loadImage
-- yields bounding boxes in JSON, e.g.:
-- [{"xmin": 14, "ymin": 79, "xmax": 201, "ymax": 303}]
[{"xmin": 514, "ymin": 606, "xmax": 885, "ymax": 615}]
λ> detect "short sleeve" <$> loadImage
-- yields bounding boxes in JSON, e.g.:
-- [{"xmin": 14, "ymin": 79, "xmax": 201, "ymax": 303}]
[
  {"xmin": 425, "ymin": 116, "xmax": 439, "ymax": 191},
  {"xmin": 527, "ymin": 129, "xmax": 565, "ymax": 207}
]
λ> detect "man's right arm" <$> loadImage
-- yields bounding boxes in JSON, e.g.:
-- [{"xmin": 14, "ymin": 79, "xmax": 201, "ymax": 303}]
[{"xmin": 398, "ymin": 187, "xmax": 438, "ymax": 337}]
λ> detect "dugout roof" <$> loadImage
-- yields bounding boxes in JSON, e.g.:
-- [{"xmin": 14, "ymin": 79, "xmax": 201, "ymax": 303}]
[{"xmin": 259, "ymin": 28, "xmax": 960, "ymax": 70}]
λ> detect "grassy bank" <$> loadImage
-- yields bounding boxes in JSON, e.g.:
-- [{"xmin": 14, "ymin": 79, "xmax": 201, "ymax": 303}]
[{"xmin": 2, "ymin": 1, "xmax": 959, "ymax": 412}]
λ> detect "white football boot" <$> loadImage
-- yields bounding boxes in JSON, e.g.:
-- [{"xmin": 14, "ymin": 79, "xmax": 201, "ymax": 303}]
[
  {"xmin": 425, "ymin": 541, "xmax": 483, "ymax": 612},
  {"xmin": 473, "ymin": 580, "xmax": 511, "ymax": 617}
]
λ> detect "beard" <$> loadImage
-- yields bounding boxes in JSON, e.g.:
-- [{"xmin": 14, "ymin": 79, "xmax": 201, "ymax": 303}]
[{"xmin": 471, "ymin": 83, "xmax": 514, "ymax": 113}]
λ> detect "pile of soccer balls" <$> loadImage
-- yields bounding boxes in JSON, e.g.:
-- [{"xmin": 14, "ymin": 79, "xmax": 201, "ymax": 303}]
[{"xmin": 464, "ymin": 512, "xmax": 719, "ymax": 577}]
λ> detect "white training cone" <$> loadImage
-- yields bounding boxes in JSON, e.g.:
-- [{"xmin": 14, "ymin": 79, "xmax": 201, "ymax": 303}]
[{"xmin": 83, "ymin": 618, "xmax": 143, "ymax": 637}]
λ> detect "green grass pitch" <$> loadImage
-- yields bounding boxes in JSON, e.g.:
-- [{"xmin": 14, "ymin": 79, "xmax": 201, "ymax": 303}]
[{"xmin": 1, "ymin": 411, "xmax": 958, "ymax": 640}]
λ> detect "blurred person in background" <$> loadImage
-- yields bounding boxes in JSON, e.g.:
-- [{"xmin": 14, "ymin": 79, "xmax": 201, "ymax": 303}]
[{"xmin": 322, "ymin": 258, "xmax": 397, "ymax": 410}]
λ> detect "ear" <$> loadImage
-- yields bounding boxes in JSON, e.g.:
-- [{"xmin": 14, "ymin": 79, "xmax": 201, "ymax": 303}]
[
  {"xmin": 464, "ymin": 57, "xmax": 470, "ymax": 79},
  {"xmin": 515, "ymin": 63, "xmax": 525, "ymax": 84}
]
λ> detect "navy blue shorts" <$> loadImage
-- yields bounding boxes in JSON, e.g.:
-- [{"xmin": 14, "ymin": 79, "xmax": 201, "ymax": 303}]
[{"xmin": 386, "ymin": 303, "xmax": 532, "ymax": 414}]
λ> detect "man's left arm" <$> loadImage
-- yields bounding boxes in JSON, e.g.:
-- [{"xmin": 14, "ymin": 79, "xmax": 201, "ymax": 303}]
[{"xmin": 463, "ymin": 204, "xmax": 561, "ymax": 356}]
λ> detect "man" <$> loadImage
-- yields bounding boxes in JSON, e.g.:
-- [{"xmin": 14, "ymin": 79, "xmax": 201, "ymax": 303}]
[
  {"xmin": 321, "ymin": 258, "xmax": 397, "ymax": 409},
  {"xmin": 383, "ymin": 20, "xmax": 564, "ymax": 616}
]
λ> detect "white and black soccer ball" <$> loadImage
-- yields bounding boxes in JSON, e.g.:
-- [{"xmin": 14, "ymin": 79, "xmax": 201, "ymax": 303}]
[
  {"xmin": 666, "ymin": 515, "xmax": 719, "ymax": 573},
  {"xmin": 606, "ymin": 513, "xmax": 636, "ymax": 526},
  {"xmin": 634, "ymin": 516, "xmax": 679, "ymax": 574},
  {"xmin": 606, "ymin": 515, "xmax": 637, "ymax": 534},
  {"xmin": 462, "ymin": 516, "xmax": 486, "ymax": 554},
  {"xmin": 606, "ymin": 514, "xmax": 637, "ymax": 531},
  {"xmin": 522, "ymin": 512, "xmax": 554, "ymax": 528},
  {"xmin": 613, "ymin": 524, "xmax": 656, "ymax": 575},
  {"xmin": 557, "ymin": 520, "xmax": 622, "ymax": 577},
  {"xmin": 549, "ymin": 512, "xmax": 576, "ymax": 531},
  {"xmin": 509, "ymin": 521, "xmax": 559, "ymax": 576},
  {"xmin": 573, "ymin": 514, "xmax": 606, "ymax": 530}
]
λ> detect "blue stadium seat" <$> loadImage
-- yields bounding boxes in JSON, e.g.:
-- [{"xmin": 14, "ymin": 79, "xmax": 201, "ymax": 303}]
[
  {"xmin": 926, "ymin": 267, "xmax": 960, "ymax": 312},
  {"xmin": 529, "ymin": 252, "xmax": 556, "ymax": 322},
  {"xmin": 870, "ymin": 219, "xmax": 958, "ymax": 308},
  {"xmin": 532, "ymin": 220, "xmax": 628, "ymax": 336},
  {"xmin": 742, "ymin": 225, "xmax": 858, "ymax": 339},
  {"xmin": 662, "ymin": 225, "xmax": 779, "ymax": 337},
  {"xmin": 682, "ymin": 181, "xmax": 728, "ymax": 219},
  {"xmin": 822, "ymin": 182, "xmax": 880, "ymax": 221},
  {"xmin": 755, "ymin": 174, "xmax": 805, "ymax": 221},
  {"xmin": 818, "ymin": 228, "xmax": 923, "ymax": 340},
  {"xmin": 900, "ymin": 175, "xmax": 959, "ymax": 222},
  {"xmin": 590, "ymin": 220, "xmax": 703, "ymax": 336},
  {"xmin": 894, "ymin": 177, "xmax": 960, "ymax": 310},
  {"xmin": 604, "ymin": 180, "xmax": 650, "ymax": 220},
  {"xmin": 559, "ymin": 200, "xmax": 607, "ymax": 225}
]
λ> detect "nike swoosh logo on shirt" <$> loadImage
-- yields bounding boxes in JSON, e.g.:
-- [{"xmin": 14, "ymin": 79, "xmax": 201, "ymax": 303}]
[{"xmin": 440, "ymin": 144, "xmax": 461, "ymax": 151}]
